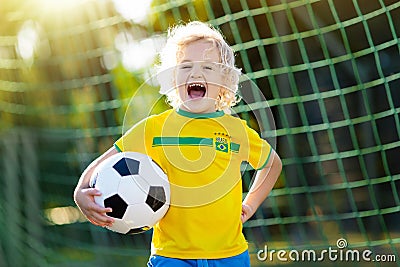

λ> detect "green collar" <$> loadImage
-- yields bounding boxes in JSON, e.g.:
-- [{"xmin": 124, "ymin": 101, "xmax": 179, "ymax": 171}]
[{"xmin": 176, "ymin": 108, "xmax": 224, "ymax": 119}]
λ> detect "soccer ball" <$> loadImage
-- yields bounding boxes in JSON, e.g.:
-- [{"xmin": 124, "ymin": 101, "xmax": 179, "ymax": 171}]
[{"xmin": 89, "ymin": 152, "xmax": 170, "ymax": 234}]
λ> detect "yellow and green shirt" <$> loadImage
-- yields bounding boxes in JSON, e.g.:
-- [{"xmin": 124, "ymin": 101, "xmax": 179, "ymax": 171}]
[{"xmin": 114, "ymin": 108, "xmax": 272, "ymax": 259}]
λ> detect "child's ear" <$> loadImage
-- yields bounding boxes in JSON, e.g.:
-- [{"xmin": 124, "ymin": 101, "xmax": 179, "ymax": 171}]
[
  {"xmin": 219, "ymin": 87, "xmax": 228, "ymax": 97},
  {"xmin": 216, "ymin": 88, "xmax": 226, "ymax": 108}
]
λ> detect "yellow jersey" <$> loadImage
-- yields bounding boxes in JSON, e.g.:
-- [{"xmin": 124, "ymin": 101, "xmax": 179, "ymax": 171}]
[{"xmin": 114, "ymin": 108, "xmax": 272, "ymax": 259}]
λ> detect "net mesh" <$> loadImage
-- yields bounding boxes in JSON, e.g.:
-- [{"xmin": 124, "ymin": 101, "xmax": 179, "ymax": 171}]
[{"xmin": 0, "ymin": 0, "xmax": 399, "ymax": 266}]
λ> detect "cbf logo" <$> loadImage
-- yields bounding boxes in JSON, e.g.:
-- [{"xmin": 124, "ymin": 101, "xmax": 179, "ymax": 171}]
[{"xmin": 214, "ymin": 133, "xmax": 230, "ymax": 153}]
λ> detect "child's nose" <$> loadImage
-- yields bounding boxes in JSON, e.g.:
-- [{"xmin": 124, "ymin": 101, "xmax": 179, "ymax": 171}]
[
  {"xmin": 190, "ymin": 72, "xmax": 202, "ymax": 78},
  {"xmin": 190, "ymin": 65, "xmax": 203, "ymax": 78}
]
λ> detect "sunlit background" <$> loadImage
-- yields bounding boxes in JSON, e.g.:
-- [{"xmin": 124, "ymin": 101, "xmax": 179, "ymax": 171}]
[
  {"xmin": 1, "ymin": 0, "xmax": 399, "ymax": 266},
  {"xmin": 13, "ymin": 0, "xmax": 158, "ymax": 71}
]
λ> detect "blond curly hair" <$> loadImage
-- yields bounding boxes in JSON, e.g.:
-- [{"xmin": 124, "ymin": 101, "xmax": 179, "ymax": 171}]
[{"xmin": 157, "ymin": 21, "xmax": 241, "ymax": 111}]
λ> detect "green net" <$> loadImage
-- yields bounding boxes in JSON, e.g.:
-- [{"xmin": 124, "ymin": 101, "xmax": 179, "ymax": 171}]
[{"xmin": 0, "ymin": 0, "xmax": 399, "ymax": 266}]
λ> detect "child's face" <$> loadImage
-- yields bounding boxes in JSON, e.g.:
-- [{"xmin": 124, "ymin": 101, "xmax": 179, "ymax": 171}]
[{"xmin": 175, "ymin": 39, "xmax": 226, "ymax": 113}]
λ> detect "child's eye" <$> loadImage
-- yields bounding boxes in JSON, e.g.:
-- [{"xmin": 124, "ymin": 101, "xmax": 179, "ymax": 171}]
[
  {"xmin": 203, "ymin": 64, "xmax": 214, "ymax": 70},
  {"xmin": 180, "ymin": 64, "xmax": 192, "ymax": 69}
]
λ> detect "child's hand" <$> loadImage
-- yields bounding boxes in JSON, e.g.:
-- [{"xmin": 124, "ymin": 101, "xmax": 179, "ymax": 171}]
[
  {"xmin": 74, "ymin": 188, "xmax": 114, "ymax": 227},
  {"xmin": 241, "ymin": 203, "xmax": 254, "ymax": 223}
]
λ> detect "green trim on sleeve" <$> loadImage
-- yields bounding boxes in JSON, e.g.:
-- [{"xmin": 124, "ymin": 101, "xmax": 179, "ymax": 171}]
[
  {"xmin": 256, "ymin": 148, "xmax": 273, "ymax": 170},
  {"xmin": 114, "ymin": 143, "xmax": 122, "ymax": 152}
]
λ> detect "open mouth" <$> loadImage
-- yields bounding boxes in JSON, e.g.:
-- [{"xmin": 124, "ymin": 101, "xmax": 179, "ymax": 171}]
[{"xmin": 187, "ymin": 82, "xmax": 207, "ymax": 99}]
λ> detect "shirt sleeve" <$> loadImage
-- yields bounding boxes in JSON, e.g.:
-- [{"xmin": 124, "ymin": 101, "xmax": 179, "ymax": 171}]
[
  {"xmin": 243, "ymin": 122, "xmax": 272, "ymax": 170},
  {"xmin": 114, "ymin": 117, "xmax": 152, "ymax": 155}
]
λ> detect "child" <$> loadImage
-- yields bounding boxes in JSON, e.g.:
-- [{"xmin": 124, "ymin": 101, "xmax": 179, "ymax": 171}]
[{"xmin": 74, "ymin": 21, "xmax": 282, "ymax": 267}]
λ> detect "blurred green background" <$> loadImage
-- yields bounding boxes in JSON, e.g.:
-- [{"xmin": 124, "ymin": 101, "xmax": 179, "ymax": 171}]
[{"xmin": 0, "ymin": 0, "xmax": 399, "ymax": 266}]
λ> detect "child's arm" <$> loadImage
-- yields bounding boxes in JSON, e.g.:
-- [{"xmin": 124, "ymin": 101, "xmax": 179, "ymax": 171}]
[
  {"xmin": 241, "ymin": 150, "xmax": 282, "ymax": 223},
  {"xmin": 73, "ymin": 146, "xmax": 119, "ymax": 227}
]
